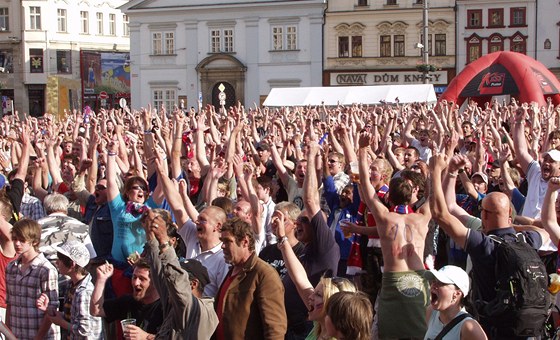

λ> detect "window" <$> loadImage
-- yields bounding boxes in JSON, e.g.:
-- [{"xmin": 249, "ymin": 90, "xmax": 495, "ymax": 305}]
[
  {"xmin": 153, "ymin": 89, "xmax": 176, "ymax": 110},
  {"xmin": 109, "ymin": 14, "xmax": 116, "ymax": 36},
  {"xmin": 394, "ymin": 35, "xmax": 404, "ymax": 56},
  {"xmin": 286, "ymin": 26, "xmax": 297, "ymax": 50},
  {"xmin": 30, "ymin": 7, "xmax": 41, "ymax": 30},
  {"xmin": 123, "ymin": 15, "xmax": 129, "ymax": 36},
  {"xmin": 434, "ymin": 34, "xmax": 446, "ymax": 56},
  {"xmin": 510, "ymin": 7, "xmax": 526, "ymax": 26},
  {"xmin": 211, "ymin": 29, "xmax": 234, "ymax": 53},
  {"xmin": 352, "ymin": 36, "xmax": 362, "ymax": 57},
  {"xmin": 0, "ymin": 50, "xmax": 13, "ymax": 73},
  {"xmin": 152, "ymin": 32, "xmax": 174, "ymax": 55},
  {"xmin": 357, "ymin": 0, "xmax": 368, "ymax": 6},
  {"xmin": 467, "ymin": 10, "xmax": 482, "ymax": 28},
  {"xmin": 0, "ymin": 8, "xmax": 8, "ymax": 31},
  {"xmin": 380, "ymin": 35, "xmax": 391, "ymax": 57},
  {"xmin": 29, "ymin": 48, "xmax": 43, "ymax": 73},
  {"xmin": 339, "ymin": 37, "xmax": 349, "ymax": 57},
  {"xmin": 511, "ymin": 33, "xmax": 526, "ymax": 54},
  {"xmin": 421, "ymin": 34, "xmax": 433, "ymax": 56},
  {"xmin": 272, "ymin": 25, "xmax": 297, "ymax": 51},
  {"xmin": 488, "ymin": 8, "xmax": 503, "ymax": 27},
  {"xmin": 386, "ymin": 0, "xmax": 397, "ymax": 4},
  {"xmin": 56, "ymin": 50, "xmax": 71, "ymax": 74},
  {"xmin": 57, "ymin": 9, "xmax": 67, "ymax": 32},
  {"xmin": 96, "ymin": 12, "xmax": 103, "ymax": 35},
  {"xmin": 467, "ymin": 35, "xmax": 481, "ymax": 64},
  {"xmin": 338, "ymin": 36, "xmax": 362, "ymax": 58},
  {"xmin": 489, "ymin": 34, "xmax": 503, "ymax": 53},
  {"xmin": 80, "ymin": 11, "xmax": 89, "ymax": 34}
]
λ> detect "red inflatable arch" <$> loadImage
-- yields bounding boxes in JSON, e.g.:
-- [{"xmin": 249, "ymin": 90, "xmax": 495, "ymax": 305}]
[{"xmin": 440, "ymin": 51, "xmax": 560, "ymax": 107}]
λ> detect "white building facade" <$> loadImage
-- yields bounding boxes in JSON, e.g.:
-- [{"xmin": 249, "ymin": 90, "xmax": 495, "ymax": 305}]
[
  {"xmin": 535, "ymin": 0, "xmax": 560, "ymax": 79},
  {"xmin": 120, "ymin": 0, "xmax": 326, "ymax": 110},
  {"xmin": 324, "ymin": 0, "xmax": 456, "ymax": 95},
  {"xmin": 3, "ymin": 0, "xmax": 130, "ymax": 116}
]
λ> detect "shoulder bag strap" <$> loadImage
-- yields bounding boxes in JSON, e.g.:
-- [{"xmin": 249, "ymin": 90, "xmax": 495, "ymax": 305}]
[{"xmin": 434, "ymin": 313, "xmax": 472, "ymax": 340}]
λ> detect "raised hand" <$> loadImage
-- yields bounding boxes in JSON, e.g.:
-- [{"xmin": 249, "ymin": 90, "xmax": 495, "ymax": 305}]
[
  {"xmin": 96, "ymin": 262, "xmax": 114, "ymax": 282},
  {"xmin": 358, "ymin": 130, "xmax": 372, "ymax": 149},
  {"xmin": 428, "ymin": 153, "xmax": 448, "ymax": 172}
]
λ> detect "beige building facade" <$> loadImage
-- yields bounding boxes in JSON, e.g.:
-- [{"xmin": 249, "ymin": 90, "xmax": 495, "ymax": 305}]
[{"xmin": 324, "ymin": 0, "xmax": 456, "ymax": 95}]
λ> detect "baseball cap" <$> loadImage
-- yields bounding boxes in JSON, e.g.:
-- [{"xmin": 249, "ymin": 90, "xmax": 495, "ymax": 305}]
[
  {"xmin": 546, "ymin": 149, "xmax": 560, "ymax": 162},
  {"xmin": 471, "ymin": 172, "xmax": 488, "ymax": 185},
  {"xmin": 256, "ymin": 143, "xmax": 270, "ymax": 151},
  {"xmin": 425, "ymin": 265, "xmax": 470, "ymax": 297},
  {"xmin": 488, "ymin": 160, "xmax": 500, "ymax": 168},
  {"xmin": 180, "ymin": 259, "xmax": 210, "ymax": 288},
  {"xmin": 55, "ymin": 240, "xmax": 90, "ymax": 268}
]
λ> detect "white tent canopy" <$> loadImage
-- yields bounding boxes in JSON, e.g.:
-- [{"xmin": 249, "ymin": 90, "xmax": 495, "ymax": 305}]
[{"xmin": 263, "ymin": 84, "xmax": 437, "ymax": 107}]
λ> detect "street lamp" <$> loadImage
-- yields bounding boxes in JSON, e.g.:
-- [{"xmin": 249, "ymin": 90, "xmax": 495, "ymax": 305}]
[{"xmin": 422, "ymin": 0, "xmax": 429, "ymax": 84}]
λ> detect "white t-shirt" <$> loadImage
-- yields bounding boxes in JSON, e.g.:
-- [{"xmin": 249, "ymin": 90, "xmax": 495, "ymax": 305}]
[{"xmin": 178, "ymin": 220, "xmax": 229, "ymax": 297}]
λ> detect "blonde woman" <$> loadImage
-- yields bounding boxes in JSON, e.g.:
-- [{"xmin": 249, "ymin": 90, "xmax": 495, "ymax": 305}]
[{"xmin": 274, "ymin": 211, "xmax": 356, "ymax": 340}]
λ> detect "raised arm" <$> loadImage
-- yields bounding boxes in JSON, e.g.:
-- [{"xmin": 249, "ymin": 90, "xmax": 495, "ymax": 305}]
[
  {"xmin": 443, "ymin": 155, "xmax": 475, "ymax": 225},
  {"xmin": 170, "ymin": 111, "xmax": 186, "ymax": 178},
  {"xmin": 90, "ymin": 263, "xmax": 113, "ymax": 317},
  {"xmin": 105, "ymin": 140, "xmax": 120, "ymax": 202},
  {"xmin": 303, "ymin": 140, "xmax": 321, "ymax": 216},
  {"xmin": 429, "ymin": 154, "xmax": 469, "ymax": 249},
  {"xmin": 273, "ymin": 211, "xmax": 314, "ymax": 305},
  {"xmin": 154, "ymin": 156, "xmax": 190, "ymax": 227},
  {"xmin": 357, "ymin": 131, "xmax": 389, "ymax": 222},
  {"xmin": 512, "ymin": 104, "xmax": 534, "ymax": 173}
]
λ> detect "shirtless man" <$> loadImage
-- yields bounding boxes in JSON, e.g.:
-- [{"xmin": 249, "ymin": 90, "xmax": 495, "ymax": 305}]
[{"xmin": 357, "ymin": 131, "xmax": 431, "ymax": 339}]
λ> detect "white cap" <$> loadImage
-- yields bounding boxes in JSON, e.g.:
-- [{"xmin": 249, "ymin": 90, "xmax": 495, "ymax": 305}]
[
  {"xmin": 546, "ymin": 149, "xmax": 560, "ymax": 162},
  {"xmin": 425, "ymin": 265, "xmax": 470, "ymax": 297},
  {"xmin": 471, "ymin": 172, "xmax": 488, "ymax": 185},
  {"xmin": 55, "ymin": 240, "xmax": 90, "ymax": 268}
]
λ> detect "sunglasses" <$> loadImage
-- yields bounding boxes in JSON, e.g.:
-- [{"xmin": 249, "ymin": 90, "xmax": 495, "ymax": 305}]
[
  {"xmin": 323, "ymin": 269, "xmax": 352, "ymax": 287},
  {"xmin": 131, "ymin": 185, "xmax": 147, "ymax": 191},
  {"xmin": 95, "ymin": 185, "xmax": 107, "ymax": 191}
]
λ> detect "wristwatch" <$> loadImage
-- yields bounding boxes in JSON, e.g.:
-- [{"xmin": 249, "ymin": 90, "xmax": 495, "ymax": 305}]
[{"xmin": 277, "ymin": 236, "xmax": 288, "ymax": 247}]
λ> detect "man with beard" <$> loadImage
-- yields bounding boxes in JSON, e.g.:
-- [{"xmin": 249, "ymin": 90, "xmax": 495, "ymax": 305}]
[
  {"xmin": 215, "ymin": 217, "xmax": 286, "ymax": 339},
  {"xmin": 90, "ymin": 259, "xmax": 163, "ymax": 338}
]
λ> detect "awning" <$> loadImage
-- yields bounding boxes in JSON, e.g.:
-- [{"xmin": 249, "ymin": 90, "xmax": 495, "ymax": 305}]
[{"xmin": 263, "ymin": 84, "xmax": 437, "ymax": 106}]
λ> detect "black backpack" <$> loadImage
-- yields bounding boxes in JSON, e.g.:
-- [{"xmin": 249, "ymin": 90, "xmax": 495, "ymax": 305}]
[{"xmin": 474, "ymin": 233, "xmax": 551, "ymax": 337}]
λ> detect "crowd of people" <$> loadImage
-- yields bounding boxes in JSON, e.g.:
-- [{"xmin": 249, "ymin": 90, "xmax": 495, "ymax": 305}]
[{"xmin": 0, "ymin": 97, "xmax": 558, "ymax": 339}]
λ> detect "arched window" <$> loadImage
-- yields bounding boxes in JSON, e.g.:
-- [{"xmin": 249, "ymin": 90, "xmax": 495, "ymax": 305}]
[
  {"xmin": 510, "ymin": 32, "xmax": 526, "ymax": 54},
  {"xmin": 488, "ymin": 34, "xmax": 504, "ymax": 53},
  {"xmin": 466, "ymin": 34, "xmax": 481, "ymax": 64}
]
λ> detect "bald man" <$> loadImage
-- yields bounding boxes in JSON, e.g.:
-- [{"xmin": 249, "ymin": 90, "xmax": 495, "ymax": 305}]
[{"xmin": 430, "ymin": 154, "xmax": 549, "ymax": 339}]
